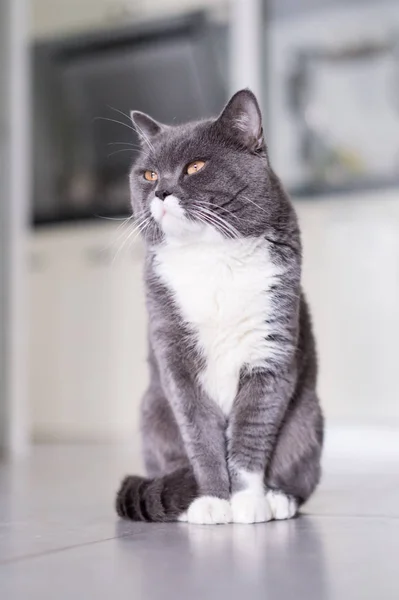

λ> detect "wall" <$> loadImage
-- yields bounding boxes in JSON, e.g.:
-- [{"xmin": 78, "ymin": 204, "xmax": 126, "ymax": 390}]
[
  {"xmin": 270, "ymin": 0, "xmax": 398, "ymax": 19},
  {"xmin": 31, "ymin": 0, "xmax": 228, "ymax": 38},
  {"xmin": 0, "ymin": 0, "xmax": 30, "ymax": 456},
  {"xmin": 268, "ymin": 1, "xmax": 399, "ymax": 187},
  {"xmin": 0, "ymin": 0, "xmax": 10, "ymax": 454}
]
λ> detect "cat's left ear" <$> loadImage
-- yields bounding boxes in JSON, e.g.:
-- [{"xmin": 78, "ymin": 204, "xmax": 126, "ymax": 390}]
[
  {"xmin": 131, "ymin": 110, "xmax": 166, "ymax": 142},
  {"xmin": 216, "ymin": 89, "xmax": 264, "ymax": 153}
]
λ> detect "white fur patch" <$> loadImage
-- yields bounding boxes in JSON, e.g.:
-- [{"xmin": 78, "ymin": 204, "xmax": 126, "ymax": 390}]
[
  {"xmin": 231, "ymin": 470, "xmax": 271, "ymax": 524},
  {"xmin": 151, "ymin": 196, "xmax": 203, "ymax": 239},
  {"xmin": 153, "ymin": 202, "xmax": 282, "ymax": 415},
  {"xmin": 231, "ymin": 490, "xmax": 272, "ymax": 523},
  {"xmin": 267, "ymin": 490, "xmax": 297, "ymax": 520},
  {"xmin": 238, "ymin": 470, "xmax": 265, "ymax": 495},
  {"xmin": 186, "ymin": 496, "xmax": 232, "ymax": 525}
]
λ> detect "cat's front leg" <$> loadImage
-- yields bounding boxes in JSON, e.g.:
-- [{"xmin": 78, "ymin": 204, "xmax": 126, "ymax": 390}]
[
  {"xmin": 227, "ymin": 370, "xmax": 294, "ymax": 523},
  {"xmin": 162, "ymin": 368, "xmax": 232, "ymax": 524}
]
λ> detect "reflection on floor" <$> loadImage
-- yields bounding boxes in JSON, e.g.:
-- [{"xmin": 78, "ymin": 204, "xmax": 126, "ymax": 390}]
[{"xmin": 0, "ymin": 442, "xmax": 398, "ymax": 599}]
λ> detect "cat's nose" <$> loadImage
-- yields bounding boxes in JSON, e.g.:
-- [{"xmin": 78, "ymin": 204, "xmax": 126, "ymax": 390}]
[{"xmin": 155, "ymin": 189, "xmax": 171, "ymax": 201}]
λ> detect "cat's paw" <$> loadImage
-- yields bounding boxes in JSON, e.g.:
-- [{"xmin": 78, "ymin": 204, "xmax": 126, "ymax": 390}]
[
  {"xmin": 186, "ymin": 496, "xmax": 232, "ymax": 525},
  {"xmin": 177, "ymin": 511, "xmax": 188, "ymax": 522},
  {"xmin": 266, "ymin": 490, "xmax": 297, "ymax": 520},
  {"xmin": 231, "ymin": 490, "xmax": 272, "ymax": 523}
]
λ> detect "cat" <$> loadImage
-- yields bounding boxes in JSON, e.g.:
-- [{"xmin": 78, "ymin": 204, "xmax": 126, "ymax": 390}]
[{"xmin": 115, "ymin": 89, "xmax": 323, "ymax": 524}]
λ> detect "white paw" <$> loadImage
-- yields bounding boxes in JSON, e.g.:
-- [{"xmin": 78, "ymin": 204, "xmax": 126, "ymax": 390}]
[
  {"xmin": 186, "ymin": 496, "xmax": 232, "ymax": 525},
  {"xmin": 231, "ymin": 491, "xmax": 272, "ymax": 524},
  {"xmin": 177, "ymin": 511, "xmax": 188, "ymax": 522},
  {"xmin": 267, "ymin": 490, "xmax": 297, "ymax": 520}
]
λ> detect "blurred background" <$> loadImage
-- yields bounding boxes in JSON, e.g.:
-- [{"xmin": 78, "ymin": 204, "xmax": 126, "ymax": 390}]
[{"xmin": 1, "ymin": 0, "xmax": 399, "ymax": 460}]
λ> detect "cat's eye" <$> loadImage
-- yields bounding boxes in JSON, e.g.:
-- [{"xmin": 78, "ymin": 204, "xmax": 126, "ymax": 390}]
[
  {"xmin": 186, "ymin": 160, "xmax": 206, "ymax": 176},
  {"xmin": 144, "ymin": 170, "xmax": 158, "ymax": 182}
]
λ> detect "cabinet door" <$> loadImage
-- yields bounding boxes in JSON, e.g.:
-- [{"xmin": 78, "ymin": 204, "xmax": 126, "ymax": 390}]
[
  {"xmin": 29, "ymin": 232, "xmax": 68, "ymax": 439},
  {"xmin": 29, "ymin": 223, "xmax": 148, "ymax": 443},
  {"xmin": 296, "ymin": 190, "xmax": 399, "ymax": 427}
]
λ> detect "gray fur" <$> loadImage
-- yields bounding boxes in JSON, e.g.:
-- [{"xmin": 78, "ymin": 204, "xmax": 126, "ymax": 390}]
[{"xmin": 116, "ymin": 90, "xmax": 323, "ymax": 522}]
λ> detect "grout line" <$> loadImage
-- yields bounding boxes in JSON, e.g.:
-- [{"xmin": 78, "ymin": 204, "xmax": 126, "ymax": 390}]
[
  {"xmin": 2, "ymin": 511, "xmax": 399, "ymax": 567},
  {"xmin": 0, "ymin": 531, "xmax": 140, "ymax": 567}
]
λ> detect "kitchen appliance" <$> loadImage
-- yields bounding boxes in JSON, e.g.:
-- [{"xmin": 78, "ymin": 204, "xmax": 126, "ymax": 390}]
[{"xmin": 32, "ymin": 12, "xmax": 227, "ymax": 224}]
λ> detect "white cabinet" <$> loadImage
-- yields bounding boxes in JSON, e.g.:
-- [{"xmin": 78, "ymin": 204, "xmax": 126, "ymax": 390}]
[
  {"xmin": 29, "ymin": 190, "xmax": 399, "ymax": 440},
  {"xmin": 29, "ymin": 222, "xmax": 148, "ymax": 442},
  {"xmin": 296, "ymin": 189, "xmax": 399, "ymax": 427}
]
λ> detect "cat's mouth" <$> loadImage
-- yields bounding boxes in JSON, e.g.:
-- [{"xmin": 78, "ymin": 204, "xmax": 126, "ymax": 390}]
[
  {"xmin": 150, "ymin": 195, "xmax": 182, "ymax": 223},
  {"xmin": 150, "ymin": 195, "xmax": 203, "ymax": 239}
]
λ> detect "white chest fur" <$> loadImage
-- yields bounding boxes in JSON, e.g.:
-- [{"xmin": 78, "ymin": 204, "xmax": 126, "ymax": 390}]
[{"xmin": 154, "ymin": 232, "xmax": 281, "ymax": 414}]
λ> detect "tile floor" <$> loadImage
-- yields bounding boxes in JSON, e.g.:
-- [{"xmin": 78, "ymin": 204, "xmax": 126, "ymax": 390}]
[{"xmin": 0, "ymin": 443, "xmax": 398, "ymax": 599}]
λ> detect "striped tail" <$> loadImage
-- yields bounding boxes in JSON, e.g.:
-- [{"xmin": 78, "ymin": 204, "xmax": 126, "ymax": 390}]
[{"xmin": 115, "ymin": 467, "xmax": 198, "ymax": 522}]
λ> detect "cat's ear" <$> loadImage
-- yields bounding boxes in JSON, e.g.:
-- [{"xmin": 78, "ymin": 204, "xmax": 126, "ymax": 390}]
[
  {"xmin": 216, "ymin": 89, "xmax": 264, "ymax": 153},
  {"xmin": 131, "ymin": 110, "xmax": 165, "ymax": 141}
]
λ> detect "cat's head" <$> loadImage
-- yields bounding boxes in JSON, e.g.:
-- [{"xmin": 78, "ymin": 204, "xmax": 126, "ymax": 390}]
[{"xmin": 129, "ymin": 89, "xmax": 274, "ymax": 244}]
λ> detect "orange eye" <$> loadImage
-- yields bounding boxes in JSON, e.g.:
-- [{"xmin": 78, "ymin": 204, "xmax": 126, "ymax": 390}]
[
  {"xmin": 186, "ymin": 160, "xmax": 206, "ymax": 175},
  {"xmin": 144, "ymin": 170, "xmax": 158, "ymax": 182}
]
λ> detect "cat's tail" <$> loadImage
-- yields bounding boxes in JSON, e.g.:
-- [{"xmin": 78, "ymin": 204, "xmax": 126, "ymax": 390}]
[{"xmin": 115, "ymin": 467, "xmax": 198, "ymax": 522}]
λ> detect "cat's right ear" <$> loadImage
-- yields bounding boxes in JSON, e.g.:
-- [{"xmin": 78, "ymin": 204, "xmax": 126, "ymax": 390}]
[
  {"xmin": 215, "ymin": 89, "xmax": 265, "ymax": 153},
  {"xmin": 131, "ymin": 111, "xmax": 165, "ymax": 142}
]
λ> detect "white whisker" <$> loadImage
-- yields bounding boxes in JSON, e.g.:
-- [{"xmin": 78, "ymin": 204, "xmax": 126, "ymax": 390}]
[
  {"xmin": 191, "ymin": 209, "xmax": 222, "ymax": 237},
  {"xmin": 132, "ymin": 121, "xmax": 155, "ymax": 154},
  {"xmin": 107, "ymin": 105, "xmax": 133, "ymax": 125},
  {"xmin": 112, "ymin": 218, "xmax": 149, "ymax": 264},
  {"xmin": 197, "ymin": 211, "xmax": 233, "ymax": 239},
  {"xmin": 213, "ymin": 204, "xmax": 241, "ymax": 223},
  {"xmin": 93, "ymin": 116, "xmax": 135, "ymax": 132},
  {"xmin": 107, "ymin": 148, "xmax": 142, "ymax": 158},
  {"xmin": 94, "ymin": 215, "xmax": 135, "ymax": 259},
  {"xmin": 112, "ymin": 215, "xmax": 151, "ymax": 267},
  {"xmin": 100, "ymin": 106, "xmax": 155, "ymax": 155},
  {"xmin": 242, "ymin": 195, "xmax": 267, "ymax": 215},
  {"xmin": 96, "ymin": 214, "xmax": 131, "ymax": 221},
  {"xmin": 113, "ymin": 215, "xmax": 138, "ymax": 246},
  {"xmin": 107, "ymin": 142, "xmax": 142, "ymax": 148},
  {"xmin": 126, "ymin": 219, "xmax": 152, "ymax": 249},
  {"xmin": 193, "ymin": 207, "xmax": 235, "ymax": 239},
  {"xmin": 194, "ymin": 204, "xmax": 239, "ymax": 239}
]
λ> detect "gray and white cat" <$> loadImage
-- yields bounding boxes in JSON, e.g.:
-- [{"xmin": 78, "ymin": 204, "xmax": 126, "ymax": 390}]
[{"xmin": 116, "ymin": 90, "xmax": 323, "ymax": 524}]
